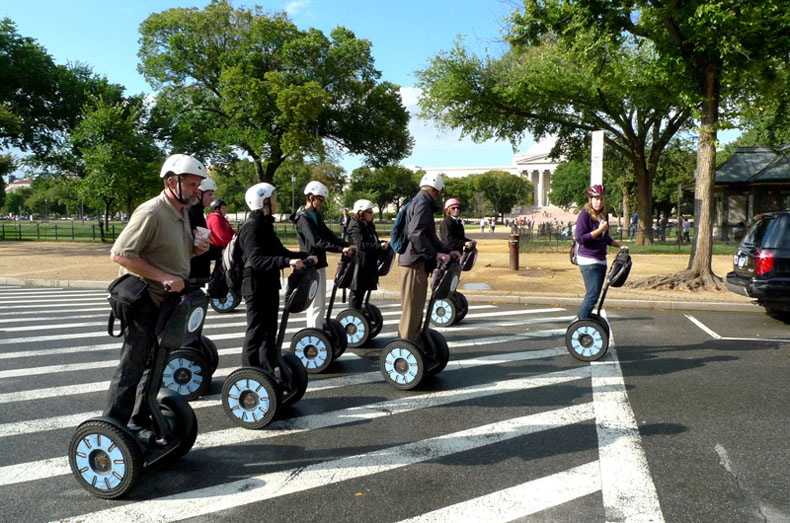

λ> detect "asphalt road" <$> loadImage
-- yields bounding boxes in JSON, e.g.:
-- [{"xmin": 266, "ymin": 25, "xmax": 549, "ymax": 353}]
[{"xmin": 0, "ymin": 285, "xmax": 788, "ymax": 522}]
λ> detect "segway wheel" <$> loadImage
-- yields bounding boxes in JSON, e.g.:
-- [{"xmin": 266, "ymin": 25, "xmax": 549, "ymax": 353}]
[
  {"xmin": 280, "ymin": 353, "xmax": 308, "ymax": 408},
  {"xmin": 200, "ymin": 336, "xmax": 220, "ymax": 374},
  {"xmin": 337, "ymin": 309, "xmax": 371, "ymax": 348},
  {"xmin": 454, "ymin": 292, "xmax": 469, "ymax": 322},
  {"xmin": 157, "ymin": 388, "xmax": 198, "ymax": 464},
  {"xmin": 365, "ymin": 304, "xmax": 384, "ymax": 338},
  {"xmin": 589, "ymin": 313, "xmax": 610, "ymax": 336},
  {"xmin": 69, "ymin": 419, "xmax": 143, "ymax": 499},
  {"xmin": 430, "ymin": 298, "xmax": 457, "ymax": 327},
  {"xmin": 421, "ymin": 328, "xmax": 450, "ymax": 376},
  {"xmin": 565, "ymin": 319, "xmax": 610, "ymax": 361},
  {"xmin": 222, "ymin": 368, "xmax": 280, "ymax": 429},
  {"xmin": 162, "ymin": 349, "xmax": 211, "ymax": 401},
  {"xmin": 289, "ymin": 328, "xmax": 333, "ymax": 374},
  {"xmin": 380, "ymin": 339, "xmax": 425, "ymax": 390},
  {"xmin": 210, "ymin": 289, "xmax": 240, "ymax": 313},
  {"xmin": 326, "ymin": 319, "xmax": 348, "ymax": 358}
]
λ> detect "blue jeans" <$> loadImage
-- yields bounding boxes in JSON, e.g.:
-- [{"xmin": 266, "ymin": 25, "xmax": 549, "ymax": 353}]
[{"xmin": 579, "ymin": 264, "xmax": 606, "ymax": 319}]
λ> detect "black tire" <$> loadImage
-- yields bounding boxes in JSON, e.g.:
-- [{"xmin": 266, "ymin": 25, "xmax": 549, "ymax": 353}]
[
  {"xmin": 210, "ymin": 289, "xmax": 240, "ymax": 313},
  {"xmin": 222, "ymin": 367, "xmax": 280, "ymax": 429},
  {"xmin": 380, "ymin": 339, "xmax": 426, "ymax": 390},
  {"xmin": 289, "ymin": 328, "xmax": 333, "ymax": 373},
  {"xmin": 200, "ymin": 336, "xmax": 220, "ymax": 374},
  {"xmin": 336, "ymin": 309, "xmax": 371, "ymax": 348},
  {"xmin": 565, "ymin": 319, "xmax": 610, "ymax": 361},
  {"xmin": 157, "ymin": 388, "xmax": 198, "ymax": 464},
  {"xmin": 280, "ymin": 353, "xmax": 308, "ymax": 407},
  {"xmin": 69, "ymin": 419, "xmax": 143, "ymax": 499},
  {"xmin": 365, "ymin": 304, "xmax": 383, "ymax": 338},
  {"xmin": 588, "ymin": 313, "xmax": 610, "ymax": 336},
  {"xmin": 162, "ymin": 349, "xmax": 211, "ymax": 401},
  {"xmin": 430, "ymin": 297, "xmax": 457, "ymax": 327},
  {"xmin": 326, "ymin": 319, "xmax": 348, "ymax": 358},
  {"xmin": 422, "ymin": 328, "xmax": 450, "ymax": 375},
  {"xmin": 454, "ymin": 292, "xmax": 469, "ymax": 323}
]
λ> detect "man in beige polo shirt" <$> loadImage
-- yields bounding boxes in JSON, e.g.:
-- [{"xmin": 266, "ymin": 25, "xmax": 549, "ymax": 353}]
[{"xmin": 104, "ymin": 154, "xmax": 210, "ymax": 426}]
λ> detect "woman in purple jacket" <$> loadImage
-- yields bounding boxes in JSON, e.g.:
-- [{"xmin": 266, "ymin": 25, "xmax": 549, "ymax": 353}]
[{"xmin": 574, "ymin": 185, "xmax": 627, "ymax": 319}]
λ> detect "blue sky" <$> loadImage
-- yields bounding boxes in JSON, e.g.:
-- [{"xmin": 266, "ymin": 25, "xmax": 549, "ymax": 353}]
[{"xmin": 2, "ymin": 0, "xmax": 530, "ymax": 177}]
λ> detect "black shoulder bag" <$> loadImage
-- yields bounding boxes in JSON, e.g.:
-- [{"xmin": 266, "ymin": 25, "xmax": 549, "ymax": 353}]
[{"xmin": 106, "ymin": 274, "xmax": 149, "ymax": 338}]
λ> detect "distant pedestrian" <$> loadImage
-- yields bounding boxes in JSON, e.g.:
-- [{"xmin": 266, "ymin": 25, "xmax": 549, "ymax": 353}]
[
  {"xmin": 489, "ymin": 217, "xmax": 496, "ymax": 233},
  {"xmin": 480, "ymin": 217, "xmax": 486, "ymax": 233},
  {"xmin": 339, "ymin": 208, "xmax": 350, "ymax": 241},
  {"xmin": 629, "ymin": 211, "xmax": 638, "ymax": 240},
  {"xmin": 682, "ymin": 216, "xmax": 691, "ymax": 242}
]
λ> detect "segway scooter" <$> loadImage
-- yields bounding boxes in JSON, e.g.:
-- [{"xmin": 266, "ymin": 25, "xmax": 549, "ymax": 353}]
[
  {"xmin": 430, "ymin": 245, "xmax": 477, "ymax": 326},
  {"xmin": 565, "ymin": 249, "xmax": 632, "ymax": 361},
  {"xmin": 335, "ymin": 245, "xmax": 394, "ymax": 347},
  {"xmin": 287, "ymin": 256, "xmax": 350, "ymax": 373},
  {"xmin": 221, "ymin": 261, "xmax": 317, "ymax": 429},
  {"xmin": 161, "ymin": 279, "xmax": 220, "ymax": 400},
  {"xmin": 210, "ymin": 288, "xmax": 241, "ymax": 313},
  {"xmin": 380, "ymin": 255, "xmax": 461, "ymax": 390},
  {"xmin": 69, "ymin": 279, "xmax": 201, "ymax": 499}
]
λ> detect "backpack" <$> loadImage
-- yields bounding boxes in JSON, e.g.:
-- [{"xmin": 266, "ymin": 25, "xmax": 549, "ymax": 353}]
[
  {"xmin": 390, "ymin": 200, "xmax": 411, "ymax": 254},
  {"xmin": 221, "ymin": 223, "xmax": 245, "ymax": 292},
  {"xmin": 569, "ymin": 238, "xmax": 580, "ymax": 265}
]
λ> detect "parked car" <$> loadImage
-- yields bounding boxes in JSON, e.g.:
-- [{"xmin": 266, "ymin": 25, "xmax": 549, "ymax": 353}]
[{"xmin": 726, "ymin": 211, "xmax": 790, "ymax": 317}]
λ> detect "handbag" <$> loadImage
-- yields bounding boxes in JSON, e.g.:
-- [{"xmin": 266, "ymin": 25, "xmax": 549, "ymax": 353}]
[{"xmin": 106, "ymin": 274, "xmax": 149, "ymax": 338}]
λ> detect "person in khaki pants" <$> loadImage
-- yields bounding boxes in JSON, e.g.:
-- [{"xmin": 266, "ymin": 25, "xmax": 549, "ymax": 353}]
[{"xmin": 398, "ymin": 173, "xmax": 460, "ymax": 342}]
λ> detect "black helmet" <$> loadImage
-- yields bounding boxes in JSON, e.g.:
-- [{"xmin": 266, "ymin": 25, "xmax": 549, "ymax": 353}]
[{"xmin": 210, "ymin": 198, "xmax": 226, "ymax": 212}]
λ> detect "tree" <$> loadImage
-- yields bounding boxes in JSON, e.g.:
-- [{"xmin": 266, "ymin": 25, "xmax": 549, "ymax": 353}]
[
  {"xmin": 476, "ymin": 170, "xmax": 532, "ymax": 222},
  {"xmin": 549, "ymin": 160, "xmax": 590, "ymax": 210},
  {"xmin": 0, "ymin": 153, "xmax": 14, "ymax": 209},
  {"xmin": 2, "ymin": 187, "xmax": 30, "ymax": 215},
  {"xmin": 138, "ymin": 1, "xmax": 413, "ymax": 183},
  {"xmin": 520, "ymin": 1, "xmax": 790, "ymax": 290},
  {"xmin": 417, "ymin": 21, "xmax": 693, "ymax": 246},
  {"xmin": 0, "ymin": 19, "xmax": 125, "ymax": 166},
  {"xmin": 346, "ymin": 165, "xmax": 417, "ymax": 220},
  {"xmin": 72, "ymin": 97, "xmax": 161, "ymax": 237}
]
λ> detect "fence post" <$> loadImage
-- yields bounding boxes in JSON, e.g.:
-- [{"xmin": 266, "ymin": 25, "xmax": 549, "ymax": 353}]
[
  {"xmin": 1, "ymin": 224, "xmax": 3, "ymax": 240},
  {"xmin": 18, "ymin": 223, "xmax": 22, "ymax": 239},
  {"xmin": 55, "ymin": 224, "xmax": 58, "ymax": 241},
  {"xmin": 92, "ymin": 224, "xmax": 96, "ymax": 242},
  {"xmin": 72, "ymin": 221, "xmax": 75, "ymax": 241}
]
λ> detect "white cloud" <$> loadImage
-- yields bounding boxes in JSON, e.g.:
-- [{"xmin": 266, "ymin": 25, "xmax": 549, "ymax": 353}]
[{"xmin": 284, "ymin": 0, "xmax": 310, "ymax": 15}]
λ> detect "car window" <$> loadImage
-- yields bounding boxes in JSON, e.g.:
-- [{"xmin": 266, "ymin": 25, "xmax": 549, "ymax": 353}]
[
  {"xmin": 742, "ymin": 217, "xmax": 773, "ymax": 246},
  {"xmin": 762, "ymin": 215, "xmax": 790, "ymax": 249}
]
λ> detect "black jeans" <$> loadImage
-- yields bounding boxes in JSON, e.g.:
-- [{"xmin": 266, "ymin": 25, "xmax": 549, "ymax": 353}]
[
  {"xmin": 242, "ymin": 286, "xmax": 280, "ymax": 372},
  {"xmin": 349, "ymin": 289, "xmax": 366, "ymax": 310},
  {"xmin": 103, "ymin": 296, "xmax": 159, "ymax": 426}
]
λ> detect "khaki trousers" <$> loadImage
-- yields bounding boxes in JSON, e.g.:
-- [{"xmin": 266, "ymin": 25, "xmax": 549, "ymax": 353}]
[{"xmin": 398, "ymin": 261, "xmax": 428, "ymax": 342}]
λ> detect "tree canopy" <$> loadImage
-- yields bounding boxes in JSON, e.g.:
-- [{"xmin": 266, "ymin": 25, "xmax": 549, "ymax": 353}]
[{"xmin": 138, "ymin": 0, "xmax": 413, "ymax": 184}]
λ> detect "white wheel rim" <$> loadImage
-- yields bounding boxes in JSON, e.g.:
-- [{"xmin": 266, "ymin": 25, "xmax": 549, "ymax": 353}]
[
  {"xmin": 212, "ymin": 291, "xmax": 236, "ymax": 310},
  {"xmin": 163, "ymin": 356, "xmax": 204, "ymax": 396},
  {"xmin": 339, "ymin": 315, "xmax": 366, "ymax": 344},
  {"xmin": 226, "ymin": 378, "xmax": 272, "ymax": 424},
  {"xmin": 570, "ymin": 325, "xmax": 604, "ymax": 358},
  {"xmin": 74, "ymin": 432, "xmax": 127, "ymax": 491},
  {"xmin": 431, "ymin": 300, "xmax": 452, "ymax": 324},
  {"xmin": 293, "ymin": 335, "xmax": 329, "ymax": 369},
  {"xmin": 383, "ymin": 347, "xmax": 420, "ymax": 385}
]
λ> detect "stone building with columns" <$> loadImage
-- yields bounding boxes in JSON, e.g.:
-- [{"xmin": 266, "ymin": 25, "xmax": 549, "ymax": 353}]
[{"xmin": 405, "ymin": 136, "xmax": 562, "ymax": 209}]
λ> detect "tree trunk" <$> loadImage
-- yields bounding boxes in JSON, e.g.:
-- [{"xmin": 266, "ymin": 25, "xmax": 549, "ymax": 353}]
[
  {"xmin": 622, "ymin": 191, "xmax": 631, "ymax": 239},
  {"xmin": 633, "ymin": 157, "xmax": 653, "ymax": 245},
  {"xmin": 688, "ymin": 66, "xmax": 719, "ymax": 284}
]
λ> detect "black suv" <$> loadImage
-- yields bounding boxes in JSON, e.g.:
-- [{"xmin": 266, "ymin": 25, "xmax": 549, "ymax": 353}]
[{"xmin": 726, "ymin": 211, "xmax": 790, "ymax": 316}]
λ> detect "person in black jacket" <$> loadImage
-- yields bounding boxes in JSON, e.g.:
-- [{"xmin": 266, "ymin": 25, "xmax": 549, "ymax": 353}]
[
  {"xmin": 398, "ymin": 173, "xmax": 460, "ymax": 342},
  {"xmin": 439, "ymin": 197, "xmax": 476, "ymax": 252},
  {"xmin": 290, "ymin": 181, "xmax": 354, "ymax": 329},
  {"xmin": 240, "ymin": 183, "xmax": 315, "ymax": 372},
  {"xmin": 188, "ymin": 177, "xmax": 221, "ymax": 279},
  {"xmin": 347, "ymin": 199, "xmax": 388, "ymax": 309}
]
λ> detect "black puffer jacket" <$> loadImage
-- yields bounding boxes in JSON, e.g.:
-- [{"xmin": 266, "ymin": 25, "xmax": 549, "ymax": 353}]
[
  {"xmin": 290, "ymin": 206, "xmax": 348, "ymax": 269},
  {"xmin": 440, "ymin": 215, "xmax": 470, "ymax": 252},
  {"xmin": 347, "ymin": 217, "xmax": 385, "ymax": 291},
  {"xmin": 239, "ymin": 210, "xmax": 307, "ymax": 294}
]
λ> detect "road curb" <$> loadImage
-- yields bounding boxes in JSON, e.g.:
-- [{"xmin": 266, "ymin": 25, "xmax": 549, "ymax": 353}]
[{"xmin": 0, "ymin": 277, "xmax": 761, "ymax": 313}]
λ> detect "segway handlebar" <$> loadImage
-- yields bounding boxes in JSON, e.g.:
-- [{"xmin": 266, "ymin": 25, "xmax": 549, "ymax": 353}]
[{"xmin": 163, "ymin": 277, "xmax": 210, "ymax": 293}]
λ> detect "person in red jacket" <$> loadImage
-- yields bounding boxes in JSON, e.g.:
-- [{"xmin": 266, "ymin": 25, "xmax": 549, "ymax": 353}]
[{"xmin": 206, "ymin": 198, "xmax": 235, "ymax": 249}]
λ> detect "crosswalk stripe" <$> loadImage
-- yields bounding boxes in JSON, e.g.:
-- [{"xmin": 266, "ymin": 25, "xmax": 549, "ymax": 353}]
[
  {"xmin": 56, "ymin": 404, "xmax": 595, "ymax": 523},
  {"xmin": 0, "ymin": 365, "xmax": 587, "ymax": 486},
  {"xmin": 0, "ymin": 297, "xmax": 108, "ymax": 305},
  {"xmin": 396, "ymin": 461, "xmax": 601, "ymax": 522}
]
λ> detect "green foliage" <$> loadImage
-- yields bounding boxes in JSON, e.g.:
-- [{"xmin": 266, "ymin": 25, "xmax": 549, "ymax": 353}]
[
  {"xmin": 549, "ymin": 160, "xmax": 589, "ymax": 209},
  {"xmin": 2, "ymin": 187, "xmax": 30, "ymax": 215},
  {"xmin": 138, "ymin": 1, "xmax": 412, "ymax": 183},
  {"xmin": 476, "ymin": 170, "xmax": 532, "ymax": 220},
  {"xmin": 345, "ymin": 165, "xmax": 418, "ymax": 219},
  {"xmin": 0, "ymin": 153, "xmax": 13, "ymax": 209}
]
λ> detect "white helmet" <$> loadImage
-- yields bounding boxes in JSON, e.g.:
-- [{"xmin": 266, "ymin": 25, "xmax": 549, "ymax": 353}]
[
  {"xmin": 199, "ymin": 177, "xmax": 218, "ymax": 192},
  {"xmin": 419, "ymin": 172, "xmax": 445, "ymax": 191},
  {"xmin": 245, "ymin": 183, "xmax": 276, "ymax": 211},
  {"xmin": 353, "ymin": 199, "xmax": 374, "ymax": 214},
  {"xmin": 159, "ymin": 154, "xmax": 207, "ymax": 179},
  {"xmin": 303, "ymin": 180, "xmax": 329, "ymax": 198}
]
